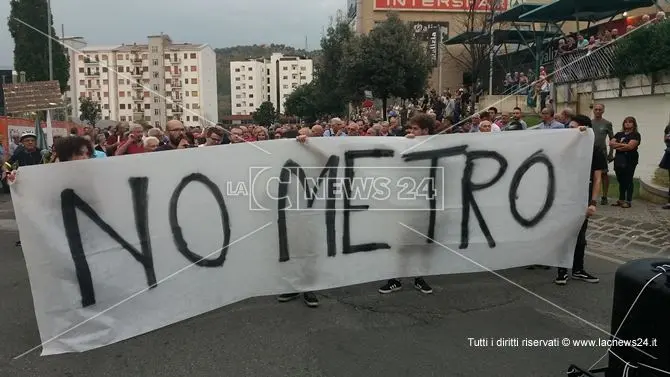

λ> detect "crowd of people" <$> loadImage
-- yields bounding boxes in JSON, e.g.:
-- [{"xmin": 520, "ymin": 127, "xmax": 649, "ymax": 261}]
[{"xmin": 3, "ymin": 94, "xmax": 668, "ymax": 308}]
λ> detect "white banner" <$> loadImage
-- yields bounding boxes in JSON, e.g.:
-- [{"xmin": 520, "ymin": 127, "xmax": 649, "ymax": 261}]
[{"xmin": 11, "ymin": 130, "xmax": 594, "ymax": 355}]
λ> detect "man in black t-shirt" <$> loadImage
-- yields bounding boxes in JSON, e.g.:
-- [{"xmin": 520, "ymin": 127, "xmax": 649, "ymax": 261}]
[{"xmin": 555, "ymin": 114, "xmax": 605, "ymax": 286}]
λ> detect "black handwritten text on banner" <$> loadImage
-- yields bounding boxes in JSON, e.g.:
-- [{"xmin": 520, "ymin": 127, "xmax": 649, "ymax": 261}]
[{"xmin": 11, "ymin": 131, "xmax": 594, "ymax": 355}]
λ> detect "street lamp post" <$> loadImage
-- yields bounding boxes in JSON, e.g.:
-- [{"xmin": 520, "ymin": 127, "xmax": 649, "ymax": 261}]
[{"xmin": 45, "ymin": 0, "xmax": 54, "ymax": 146}]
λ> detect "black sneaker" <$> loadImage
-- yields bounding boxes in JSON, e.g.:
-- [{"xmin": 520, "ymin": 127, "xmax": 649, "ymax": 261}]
[
  {"xmin": 555, "ymin": 270, "xmax": 568, "ymax": 285},
  {"xmin": 572, "ymin": 270, "xmax": 599, "ymax": 283},
  {"xmin": 414, "ymin": 278, "xmax": 433, "ymax": 294},
  {"xmin": 379, "ymin": 279, "xmax": 402, "ymax": 294},
  {"xmin": 277, "ymin": 293, "xmax": 300, "ymax": 302},
  {"xmin": 303, "ymin": 292, "xmax": 319, "ymax": 308},
  {"xmin": 601, "ymin": 197, "xmax": 608, "ymax": 205}
]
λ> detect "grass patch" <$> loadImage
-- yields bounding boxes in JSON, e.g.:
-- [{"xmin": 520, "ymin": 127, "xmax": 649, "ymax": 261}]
[
  {"xmin": 604, "ymin": 174, "xmax": 641, "ymax": 199},
  {"xmin": 652, "ymin": 168, "xmax": 669, "ymax": 188},
  {"xmin": 524, "ymin": 115, "xmax": 541, "ymax": 126}
]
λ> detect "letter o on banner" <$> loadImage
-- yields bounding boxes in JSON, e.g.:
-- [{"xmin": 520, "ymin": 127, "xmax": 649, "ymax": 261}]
[
  {"xmin": 169, "ymin": 173, "xmax": 231, "ymax": 267},
  {"xmin": 508, "ymin": 151, "xmax": 556, "ymax": 227}
]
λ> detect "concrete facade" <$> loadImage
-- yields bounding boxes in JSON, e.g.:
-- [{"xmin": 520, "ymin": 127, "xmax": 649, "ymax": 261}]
[{"xmin": 554, "ymin": 73, "xmax": 670, "ymax": 182}]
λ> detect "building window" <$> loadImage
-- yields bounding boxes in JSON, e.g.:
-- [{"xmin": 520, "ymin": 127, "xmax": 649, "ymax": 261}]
[
  {"xmin": 193, "ymin": 104, "xmax": 200, "ymax": 109},
  {"xmin": 283, "ymin": 85, "xmax": 288, "ymax": 89},
  {"xmin": 145, "ymin": 104, "xmax": 150, "ymax": 109},
  {"xmin": 153, "ymin": 72, "xmax": 159, "ymax": 78},
  {"xmin": 154, "ymin": 97, "xmax": 160, "ymax": 103},
  {"xmin": 249, "ymin": 85, "xmax": 253, "ymax": 89},
  {"xmin": 190, "ymin": 53, "xmax": 196, "ymax": 59},
  {"xmin": 249, "ymin": 94, "xmax": 254, "ymax": 98},
  {"xmin": 119, "ymin": 91, "xmax": 125, "ymax": 97},
  {"xmin": 120, "ymin": 104, "xmax": 126, "ymax": 110},
  {"xmin": 153, "ymin": 84, "xmax": 159, "ymax": 90},
  {"xmin": 104, "ymin": 92, "xmax": 108, "ymax": 97},
  {"xmin": 120, "ymin": 116, "xmax": 126, "ymax": 121},
  {"xmin": 235, "ymin": 68, "xmax": 240, "ymax": 72},
  {"xmin": 283, "ymin": 67, "xmax": 288, "ymax": 71},
  {"xmin": 248, "ymin": 76, "xmax": 253, "ymax": 80},
  {"xmin": 78, "ymin": 68, "xmax": 84, "ymax": 73},
  {"xmin": 191, "ymin": 78, "xmax": 197, "ymax": 84},
  {"xmin": 154, "ymin": 109, "xmax": 160, "ymax": 115},
  {"xmin": 235, "ymin": 86, "xmax": 240, "ymax": 90},
  {"xmin": 186, "ymin": 116, "xmax": 190, "ymax": 121},
  {"xmin": 151, "ymin": 46, "xmax": 158, "ymax": 53},
  {"xmin": 193, "ymin": 116, "xmax": 199, "ymax": 121},
  {"xmin": 301, "ymin": 66, "xmax": 306, "ymax": 71},
  {"xmin": 248, "ymin": 67, "xmax": 252, "ymax": 71},
  {"xmin": 152, "ymin": 59, "xmax": 158, "ymax": 66},
  {"xmin": 190, "ymin": 66, "xmax": 197, "ymax": 72},
  {"xmin": 235, "ymin": 77, "xmax": 240, "ymax": 81},
  {"xmin": 191, "ymin": 91, "xmax": 198, "ymax": 97}
]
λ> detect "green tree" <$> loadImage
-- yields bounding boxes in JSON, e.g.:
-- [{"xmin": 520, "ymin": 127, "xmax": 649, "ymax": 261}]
[
  {"xmin": 253, "ymin": 101, "xmax": 276, "ymax": 127},
  {"xmin": 340, "ymin": 13, "xmax": 433, "ymax": 119},
  {"xmin": 284, "ymin": 82, "xmax": 321, "ymax": 122},
  {"xmin": 8, "ymin": 0, "xmax": 70, "ymax": 93},
  {"xmin": 79, "ymin": 97, "xmax": 101, "ymax": 127},
  {"xmin": 316, "ymin": 22, "xmax": 356, "ymax": 116},
  {"xmin": 612, "ymin": 21, "xmax": 670, "ymax": 79}
]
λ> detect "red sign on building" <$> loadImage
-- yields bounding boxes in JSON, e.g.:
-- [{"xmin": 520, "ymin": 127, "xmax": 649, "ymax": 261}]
[{"xmin": 374, "ymin": 0, "xmax": 508, "ymax": 12}]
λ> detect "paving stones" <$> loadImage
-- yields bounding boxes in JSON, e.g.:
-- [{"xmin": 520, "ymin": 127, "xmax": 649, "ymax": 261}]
[{"xmin": 588, "ymin": 198, "xmax": 669, "ymax": 259}]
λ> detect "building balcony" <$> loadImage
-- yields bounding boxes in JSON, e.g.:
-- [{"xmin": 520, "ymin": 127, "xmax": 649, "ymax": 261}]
[
  {"xmin": 170, "ymin": 58, "xmax": 182, "ymax": 65},
  {"xmin": 172, "ymin": 81, "xmax": 182, "ymax": 88},
  {"xmin": 131, "ymin": 82, "xmax": 143, "ymax": 89},
  {"xmin": 84, "ymin": 71, "xmax": 100, "ymax": 77},
  {"xmin": 172, "ymin": 97, "xmax": 183, "ymax": 102},
  {"xmin": 553, "ymin": 44, "xmax": 616, "ymax": 84},
  {"xmin": 133, "ymin": 108, "xmax": 144, "ymax": 115},
  {"xmin": 131, "ymin": 71, "xmax": 142, "ymax": 78},
  {"xmin": 88, "ymin": 84, "xmax": 100, "ymax": 90},
  {"xmin": 132, "ymin": 57, "xmax": 143, "ymax": 65},
  {"xmin": 84, "ymin": 59, "xmax": 99, "ymax": 66},
  {"xmin": 133, "ymin": 96, "xmax": 144, "ymax": 102},
  {"xmin": 172, "ymin": 70, "xmax": 181, "ymax": 77},
  {"xmin": 172, "ymin": 107, "xmax": 183, "ymax": 114}
]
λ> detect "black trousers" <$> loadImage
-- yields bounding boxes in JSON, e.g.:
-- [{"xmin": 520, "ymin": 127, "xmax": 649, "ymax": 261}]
[
  {"xmin": 560, "ymin": 218, "xmax": 588, "ymax": 273},
  {"xmin": 614, "ymin": 164, "xmax": 637, "ymax": 202}
]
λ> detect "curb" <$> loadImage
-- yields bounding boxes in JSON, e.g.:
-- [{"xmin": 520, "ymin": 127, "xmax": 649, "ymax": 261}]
[{"xmin": 640, "ymin": 178, "xmax": 669, "ymax": 204}]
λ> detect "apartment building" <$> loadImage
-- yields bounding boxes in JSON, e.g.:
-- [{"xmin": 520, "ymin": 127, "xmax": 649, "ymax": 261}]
[
  {"xmin": 63, "ymin": 34, "xmax": 217, "ymax": 129},
  {"xmin": 230, "ymin": 53, "xmax": 313, "ymax": 115}
]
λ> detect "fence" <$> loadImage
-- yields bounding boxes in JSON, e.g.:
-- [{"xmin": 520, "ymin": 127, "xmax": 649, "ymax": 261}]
[{"xmin": 553, "ymin": 44, "xmax": 617, "ymax": 84}]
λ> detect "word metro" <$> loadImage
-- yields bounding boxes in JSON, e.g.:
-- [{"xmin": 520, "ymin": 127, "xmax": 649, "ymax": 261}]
[{"xmin": 11, "ymin": 131, "xmax": 593, "ymax": 355}]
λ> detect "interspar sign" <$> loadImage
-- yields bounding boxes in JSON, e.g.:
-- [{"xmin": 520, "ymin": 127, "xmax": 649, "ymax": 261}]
[{"xmin": 374, "ymin": 0, "xmax": 509, "ymax": 12}]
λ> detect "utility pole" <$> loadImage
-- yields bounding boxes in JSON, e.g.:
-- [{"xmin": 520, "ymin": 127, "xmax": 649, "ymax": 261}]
[{"xmin": 46, "ymin": 0, "xmax": 54, "ymax": 146}]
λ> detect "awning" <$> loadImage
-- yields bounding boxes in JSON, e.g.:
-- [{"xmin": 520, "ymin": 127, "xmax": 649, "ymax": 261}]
[
  {"xmin": 493, "ymin": 3, "xmax": 544, "ymax": 23},
  {"xmin": 461, "ymin": 29, "xmax": 562, "ymax": 45},
  {"xmin": 442, "ymin": 31, "xmax": 483, "ymax": 45},
  {"xmin": 519, "ymin": 0, "xmax": 655, "ymax": 23}
]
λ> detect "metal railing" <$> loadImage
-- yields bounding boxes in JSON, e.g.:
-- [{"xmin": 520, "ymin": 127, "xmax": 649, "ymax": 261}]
[{"xmin": 553, "ymin": 44, "xmax": 616, "ymax": 84}]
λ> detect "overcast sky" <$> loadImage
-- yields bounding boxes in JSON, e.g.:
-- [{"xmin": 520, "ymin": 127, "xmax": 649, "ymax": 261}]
[{"xmin": 0, "ymin": 0, "xmax": 343, "ymax": 67}]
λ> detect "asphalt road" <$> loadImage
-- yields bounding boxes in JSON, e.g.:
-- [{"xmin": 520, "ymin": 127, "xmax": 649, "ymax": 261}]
[{"xmin": 0, "ymin": 193, "xmax": 633, "ymax": 377}]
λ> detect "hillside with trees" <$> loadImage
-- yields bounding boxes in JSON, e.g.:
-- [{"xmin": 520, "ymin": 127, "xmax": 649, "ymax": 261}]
[{"xmin": 215, "ymin": 44, "xmax": 319, "ymax": 118}]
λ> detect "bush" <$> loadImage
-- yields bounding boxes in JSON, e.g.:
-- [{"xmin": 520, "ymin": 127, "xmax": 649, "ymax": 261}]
[{"xmin": 612, "ymin": 21, "xmax": 670, "ymax": 79}]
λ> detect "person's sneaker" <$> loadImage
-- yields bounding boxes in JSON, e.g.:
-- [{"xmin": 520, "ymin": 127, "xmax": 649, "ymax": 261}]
[
  {"xmin": 379, "ymin": 279, "xmax": 402, "ymax": 294},
  {"xmin": 601, "ymin": 197, "xmax": 608, "ymax": 205},
  {"xmin": 414, "ymin": 277, "xmax": 433, "ymax": 294},
  {"xmin": 303, "ymin": 292, "xmax": 319, "ymax": 308},
  {"xmin": 572, "ymin": 270, "xmax": 599, "ymax": 283},
  {"xmin": 277, "ymin": 293, "xmax": 300, "ymax": 302},
  {"xmin": 555, "ymin": 271, "xmax": 568, "ymax": 285}
]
